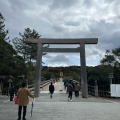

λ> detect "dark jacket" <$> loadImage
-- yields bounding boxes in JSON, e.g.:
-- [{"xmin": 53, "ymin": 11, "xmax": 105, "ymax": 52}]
[
  {"xmin": 74, "ymin": 84, "xmax": 80, "ymax": 91},
  {"xmin": 9, "ymin": 87, "xmax": 15, "ymax": 95},
  {"xmin": 67, "ymin": 83, "xmax": 73, "ymax": 92},
  {"xmin": 49, "ymin": 84, "xmax": 54, "ymax": 93}
]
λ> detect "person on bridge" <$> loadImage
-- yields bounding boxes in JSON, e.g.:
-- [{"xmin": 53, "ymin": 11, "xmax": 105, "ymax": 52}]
[
  {"xmin": 49, "ymin": 82, "xmax": 55, "ymax": 98},
  {"xmin": 67, "ymin": 82, "xmax": 73, "ymax": 101},
  {"xmin": 17, "ymin": 81, "xmax": 34, "ymax": 120},
  {"xmin": 74, "ymin": 83, "xmax": 81, "ymax": 97}
]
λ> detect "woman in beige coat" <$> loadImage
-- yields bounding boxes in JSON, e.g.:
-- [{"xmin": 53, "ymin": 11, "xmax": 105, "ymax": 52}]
[{"xmin": 17, "ymin": 82, "xmax": 34, "ymax": 120}]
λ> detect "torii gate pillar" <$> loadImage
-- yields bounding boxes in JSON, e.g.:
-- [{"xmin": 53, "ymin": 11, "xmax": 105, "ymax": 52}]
[
  {"xmin": 80, "ymin": 43, "xmax": 88, "ymax": 98},
  {"xmin": 34, "ymin": 43, "xmax": 42, "ymax": 97}
]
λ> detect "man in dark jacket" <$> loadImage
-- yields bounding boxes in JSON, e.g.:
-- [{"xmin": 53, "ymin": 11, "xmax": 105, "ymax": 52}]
[
  {"xmin": 9, "ymin": 85, "xmax": 15, "ymax": 101},
  {"xmin": 49, "ymin": 82, "xmax": 55, "ymax": 98},
  {"xmin": 67, "ymin": 83, "xmax": 73, "ymax": 101}
]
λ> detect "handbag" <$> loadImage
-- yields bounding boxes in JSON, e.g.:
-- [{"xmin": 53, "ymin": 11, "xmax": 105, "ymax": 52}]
[{"xmin": 14, "ymin": 96, "xmax": 18, "ymax": 104}]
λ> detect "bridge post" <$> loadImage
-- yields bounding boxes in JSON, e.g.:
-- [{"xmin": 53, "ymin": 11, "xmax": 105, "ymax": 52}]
[
  {"xmin": 95, "ymin": 80, "xmax": 98, "ymax": 97},
  {"xmin": 80, "ymin": 43, "xmax": 88, "ymax": 98},
  {"xmin": 34, "ymin": 43, "xmax": 42, "ymax": 97}
]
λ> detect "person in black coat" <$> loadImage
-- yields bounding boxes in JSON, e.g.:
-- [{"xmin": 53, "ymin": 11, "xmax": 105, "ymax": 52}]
[
  {"xmin": 49, "ymin": 82, "xmax": 55, "ymax": 98},
  {"xmin": 67, "ymin": 83, "xmax": 73, "ymax": 101},
  {"xmin": 9, "ymin": 85, "xmax": 15, "ymax": 101}
]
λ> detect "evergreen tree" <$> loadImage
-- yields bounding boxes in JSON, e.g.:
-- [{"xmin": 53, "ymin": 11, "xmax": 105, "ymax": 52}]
[
  {"xmin": 100, "ymin": 47, "xmax": 120, "ymax": 66},
  {"xmin": 12, "ymin": 28, "xmax": 49, "ymax": 62},
  {"xmin": 0, "ymin": 13, "xmax": 9, "ymax": 41},
  {"xmin": 0, "ymin": 12, "xmax": 16, "ymax": 75},
  {"xmin": 100, "ymin": 49, "xmax": 115, "ymax": 65},
  {"xmin": 0, "ymin": 13, "xmax": 27, "ymax": 85},
  {"xmin": 112, "ymin": 47, "xmax": 120, "ymax": 63}
]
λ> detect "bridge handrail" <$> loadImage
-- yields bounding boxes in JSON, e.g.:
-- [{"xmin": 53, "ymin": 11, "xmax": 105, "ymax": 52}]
[
  {"xmin": 88, "ymin": 85, "xmax": 95, "ymax": 96},
  {"xmin": 28, "ymin": 80, "xmax": 52, "ymax": 91}
]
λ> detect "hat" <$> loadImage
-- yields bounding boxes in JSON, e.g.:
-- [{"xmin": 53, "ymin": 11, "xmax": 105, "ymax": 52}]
[{"xmin": 21, "ymin": 81, "xmax": 26, "ymax": 87}]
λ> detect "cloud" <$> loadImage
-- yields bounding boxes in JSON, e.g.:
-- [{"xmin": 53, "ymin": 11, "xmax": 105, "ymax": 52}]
[
  {"xmin": 0, "ymin": 0, "xmax": 120, "ymax": 66},
  {"xmin": 43, "ymin": 53, "xmax": 72, "ymax": 64},
  {"xmin": 49, "ymin": 0, "xmax": 80, "ymax": 10}
]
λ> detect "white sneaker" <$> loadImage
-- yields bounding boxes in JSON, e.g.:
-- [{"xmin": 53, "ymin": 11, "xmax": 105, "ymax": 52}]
[
  {"xmin": 70, "ymin": 99, "xmax": 72, "ymax": 101},
  {"xmin": 68, "ymin": 98, "xmax": 70, "ymax": 101}
]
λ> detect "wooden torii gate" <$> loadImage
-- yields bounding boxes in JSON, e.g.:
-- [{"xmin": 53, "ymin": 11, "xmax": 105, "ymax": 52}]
[{"xmin": 25, "ymin": 38, "xmax": 98, "ymax": 98}]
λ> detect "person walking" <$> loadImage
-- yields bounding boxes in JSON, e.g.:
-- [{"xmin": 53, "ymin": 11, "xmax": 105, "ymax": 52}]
[
  {"xmin": 9, "ymin": 85, "xmax": 15, "ymax": 101},
  {"xmin": 17, "ymin": 82, "xmax": 34, "ymax": 120},
  {"xmin": 49, "ymin": 82, "xmax": 54, "ymax": 98},
  {"xmin": 74, "ymin": 83, "xmax": 80, "ymax": 97},
  {"xmin": 67, "ymin": 82, "xmax": 73, "ymax": 101}
]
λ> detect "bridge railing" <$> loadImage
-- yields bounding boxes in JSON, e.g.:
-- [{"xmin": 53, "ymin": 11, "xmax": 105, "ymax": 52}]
[
  {"xmin": 28, "ymin": 80, "xmax": 52, "ymax": 91},
  {"xmin": 88, "ymin": 85, "xmax": 95, "ymax": 96},
  {"xmin": 88, "ymin": 85, "xmax": 111, "ymax": 97},
  {"xmin": 98, "ymin": 89, "xmax": 110, "ymax": 97}
]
